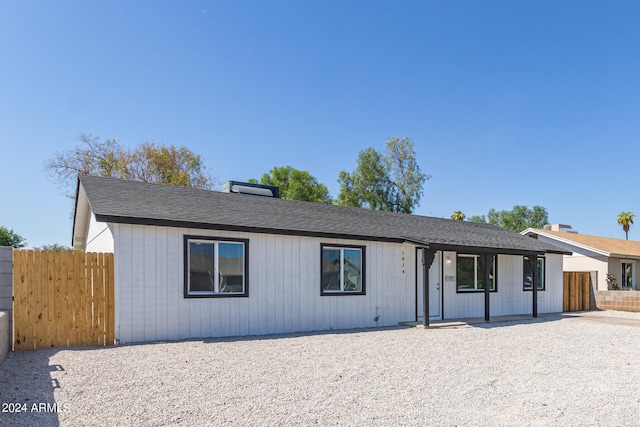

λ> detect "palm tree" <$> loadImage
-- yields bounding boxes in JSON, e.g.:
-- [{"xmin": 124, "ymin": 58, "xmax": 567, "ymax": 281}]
[
  {"xmin": 451, "ymin": 211, "xmax": 465, "ymax": 221},
  {"xmin": 617, "ymin": 211, "xmax": 635, "ymax": 240}
]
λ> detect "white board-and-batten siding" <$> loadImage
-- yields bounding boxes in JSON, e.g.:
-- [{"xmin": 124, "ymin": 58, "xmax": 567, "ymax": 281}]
[{"xmin": 112, "ymin": 224, "xmax": 416, "ymax": 343}]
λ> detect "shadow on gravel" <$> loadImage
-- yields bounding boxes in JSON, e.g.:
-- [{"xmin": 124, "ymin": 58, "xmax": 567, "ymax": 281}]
[
  {"xmin": 200, "ymin": 325, "xmax": 414, "ymax": 344},
  {"xmin": 468, "ymin": 313, "xmax": 568, "ymax": 329},
  {"xmin": 469, "ymin": 312, "xmax": 640, "ymax": 329},
  {"xmin": 111, "ymin": 325, "xmax": 411, "ymax": 349},
  {"xmin": 0, "ymin": 348, "xmax": 63, "ymax": 427}
]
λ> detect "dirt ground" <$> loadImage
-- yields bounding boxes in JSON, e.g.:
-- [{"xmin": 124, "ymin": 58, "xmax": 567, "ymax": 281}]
[{"xmin": 1, "ymin": 311, "xmax": 639, "ymax": 426}]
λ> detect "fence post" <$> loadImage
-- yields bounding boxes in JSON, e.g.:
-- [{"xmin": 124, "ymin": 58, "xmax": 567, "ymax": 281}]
[{"xmin": 0, "ymin": 247, "xmax": 13, "ymax": 351}]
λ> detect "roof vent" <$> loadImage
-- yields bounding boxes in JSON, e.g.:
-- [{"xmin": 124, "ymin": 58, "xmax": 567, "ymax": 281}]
[{"xmin": 222, "ymin": 181, "xmax": 280, "ymax": 198}]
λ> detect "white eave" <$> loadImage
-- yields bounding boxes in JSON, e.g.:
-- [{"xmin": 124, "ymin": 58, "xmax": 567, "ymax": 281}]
[
  {"xmin": 521, "ymin": 228, "xmax": 612, "ymax": 258},
  {"xmin": 71, "ymin": 182, "xmax": 91, "ymax": 250}
]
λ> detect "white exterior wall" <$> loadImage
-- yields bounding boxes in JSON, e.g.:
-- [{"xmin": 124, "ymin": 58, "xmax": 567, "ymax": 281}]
[
  {"xmin": 563, "ymin": 254, "xmax": 608, "ymax": 290},
  {"xmin": 536, "ymin": 235, "xmax": 609, "ymax": 290},
  {"xmin": 109, "ymin": 222, "xmax": 565, "ymax": 343},
  {"xmin": 112, "ymin": 224, "xmax": 417, "ymax": 343},
  {"xmin": 85, "ymin": 214, "xmax": 114, "ymax": 253},
  {"xmin": 441, "ymin": 251, "xmax": 482, "ymax": 318},
  {"xmin": 441, "ymin": 252, "xmax": 563, "ymax": 320},
  {"xmin": 539, "ymin": 254, "xmax": 564, "ymax": 313}
]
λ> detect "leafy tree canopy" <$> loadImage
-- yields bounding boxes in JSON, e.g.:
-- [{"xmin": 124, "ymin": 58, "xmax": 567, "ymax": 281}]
[
  {"xmin": 0, "ymin": 226, "xmax": 26, "ymax": 248},
  {"xmin": 46, "ymin": 133, "xmax": 214, "ymax": 195},
  {"xmin": 471, "ymin": 205, "xmax": 549, "ymax": 232},
  {"xmin": 468, "ymin": 215, "xmax": 487, "ymax": 223},
  {"xmin": 337, "ymin": 137, "xmax": 430, "ymax": 214},
  {"xmin": 37, "ymin": 244, "xmax": 77, "ymax": 252},
  {"xmin": 249, "ymin": 166, "xmax": 332, "ymax": 203}
]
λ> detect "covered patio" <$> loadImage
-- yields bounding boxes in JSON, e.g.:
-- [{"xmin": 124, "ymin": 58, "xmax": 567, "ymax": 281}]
[{"xmin": 417, "ymin": 246, "xmax": 555, "ymax": 328}]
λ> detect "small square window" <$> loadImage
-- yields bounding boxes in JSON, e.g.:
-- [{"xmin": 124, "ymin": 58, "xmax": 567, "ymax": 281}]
[
  {"xmin": 456, "ymin": 254, "xmax": 496, "ymax": 292},
  {"xmin": 184, "ymin": 236, "xmax": 248, "ymax": 298},
  {"xmin": 321, "ymin": 244, "xmax": 365, "ymax": 295}
]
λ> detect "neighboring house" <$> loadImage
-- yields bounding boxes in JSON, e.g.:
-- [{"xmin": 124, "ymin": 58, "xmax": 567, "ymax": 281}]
[
  {"xmin": 522, "ymin": 226, "xmax": 640, "ymax": 291},
  {"xmin": 73, "ymin": 175, "xmax": 566, "ymax": 344},
  {"xmin": 522, "ymin": 226, "xmax": 640, "ymax": 312}
]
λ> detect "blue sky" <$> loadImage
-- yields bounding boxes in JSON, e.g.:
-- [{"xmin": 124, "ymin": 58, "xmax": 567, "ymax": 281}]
[{"xmin": 1, "ymin": 1, "xmax": 639, "ymax": 248}]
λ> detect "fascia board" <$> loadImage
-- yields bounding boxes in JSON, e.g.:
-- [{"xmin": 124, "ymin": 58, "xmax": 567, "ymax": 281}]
[
  {"xmin": 524, "ymin": 229, "xmax": 611, "ymax": 257},
  {"xmin": 609, "ymin": 254, "xmax": 640, "ymax": 260}
]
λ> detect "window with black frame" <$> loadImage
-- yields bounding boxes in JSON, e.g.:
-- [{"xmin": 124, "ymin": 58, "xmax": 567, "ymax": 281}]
[
  {"xmin": 523, "ymin": 256, "xmax": 545, "ymax": 291},
  {"xmin": 185, "ymin": 236, "xmax": 248, "ymax": 297},
  {"xmin": 321, "ymin": 244, "xmax": 365, "ymax": 295},
  {"xmin": 456, "ymin": 254, "xmax": 496, "ymax": 292}
]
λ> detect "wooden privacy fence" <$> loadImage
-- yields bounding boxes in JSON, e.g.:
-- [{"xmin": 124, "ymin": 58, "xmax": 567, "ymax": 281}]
[
  {"xmin": 563, "ymin": 271, "xmax": 591, "ymax": 312},
  {"xmin": 13, "ymin": 250, "xmax": 114, "ymax": 350}
]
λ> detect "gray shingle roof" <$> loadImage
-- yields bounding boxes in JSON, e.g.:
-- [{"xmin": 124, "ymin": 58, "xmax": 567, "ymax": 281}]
[{"xmin": 78, "ymin": 175, "xmax": 565, "ymax": 254}]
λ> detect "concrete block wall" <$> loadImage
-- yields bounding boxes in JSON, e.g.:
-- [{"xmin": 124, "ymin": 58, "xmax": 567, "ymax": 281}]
[
  {"xmin": 0, "ymin": 247, "xmax": 12, "ymax": 352},
  {"xmin": 595, "ymin": 290, "xmax": 640, "ymax": 313}
]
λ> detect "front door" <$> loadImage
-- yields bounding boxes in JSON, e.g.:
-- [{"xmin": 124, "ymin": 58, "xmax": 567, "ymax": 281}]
[{"xmin": 417, "ymin": 249, "xmax": 441, "ymax": 320}]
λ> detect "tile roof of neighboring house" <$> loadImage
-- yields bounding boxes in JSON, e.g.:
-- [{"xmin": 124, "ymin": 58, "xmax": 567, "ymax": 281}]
[
  {"xmin": 76, "ymin": 175, "xmax": 566, "ymax": 254},
  {"xmin": 524, "ymin": 229, "xmax": 640, "ymax": 258}
]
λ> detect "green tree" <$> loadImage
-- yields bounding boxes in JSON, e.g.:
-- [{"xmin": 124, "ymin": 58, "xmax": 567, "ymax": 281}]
[
  {"xmin": 501, "ymin": 205, "xmax": 548, "ymax": 232},
  {"xmin": 487, "ymin": 208, "xmax": 502, "ymax": 226},
  {"xmin": 249, "ymin": 166, "xmax": 331, "ymax": 203},
  {"xmin": 337, "ymin": 137, "xmax": 430, "ymax": 213},
  {"xmin": 46, "ymin": 134, "xmax": 214, "ymax": 195},
  {"xmin": 470, "ymin": 205, "xmax": 549, "ymax": 232},
  {"xmin": 617, "ymin": 211, "xmax": 635, "ymax": 240},
  {"xmin": 451, "ymin": 211, "xmax": 465, "ymax": 220},
  {"xmin": 337, "ymin": 148, "xmax": 387, "ymax": 210},
  {"xmin": 37, "ymin": 244, "xmax": 76, "ymax": 251},
  {"xmin": 0, "ymin": 226, "xmax": 26, "ymax": 248},
  {"xmin": 469, "ymin": 215, "xmax": 487, "ymax": 223}
]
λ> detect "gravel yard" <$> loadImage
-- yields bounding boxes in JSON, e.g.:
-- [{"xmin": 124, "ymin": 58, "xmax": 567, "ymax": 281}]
[{"xmin": 1, "ymin": 311, "xmax": 640, "ymax": 426}]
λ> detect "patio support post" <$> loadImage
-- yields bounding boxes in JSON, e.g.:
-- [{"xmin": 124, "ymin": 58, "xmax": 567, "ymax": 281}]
[
  {"xmin": 531, "ymin": 254, "xmax": 539, "ymax": 318},
  {"xmin": 422, "ymin": 248, "xmax": 436, "ymax": 328},
  {"xmin": 481, "ymin": 252, "xmax": 495, "ymax": 322}
]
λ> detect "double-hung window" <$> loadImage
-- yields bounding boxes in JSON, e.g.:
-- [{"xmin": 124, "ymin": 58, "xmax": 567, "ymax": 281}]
[
  {"xmin": 523, "ymin": 256, "xmax": 545, "ymax": 291},
  {"xmin": 321, "ymin": 244, "xmax": 365, "ymax": 295},
  {"xmin": 184, "ymin": 236, "xmax": 248, "ymax": 297},
  {"xmin": 456, "ymin": 254, "xmax": 496, "ymax": 292}
]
